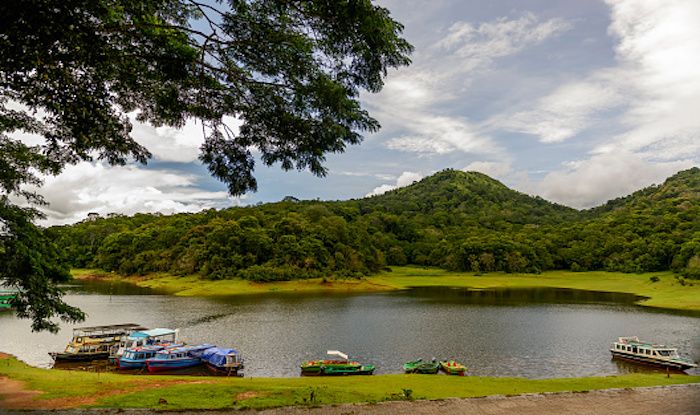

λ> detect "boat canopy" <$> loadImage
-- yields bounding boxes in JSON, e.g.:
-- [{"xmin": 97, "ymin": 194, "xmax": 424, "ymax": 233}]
[
  {"xmin": 73, "ymin": 324, "xmax": 146, "ymax": 335},
  {"xmin": 327, "ymin": 350, "xmax": 348, "ymax": 360},
  {"xmin": 201, "ymin": 348, "xmax": 238, "ymax": 366},
  {"xmin": 131, "ymin": 328, "xmax": 178, "ymax": 338}
]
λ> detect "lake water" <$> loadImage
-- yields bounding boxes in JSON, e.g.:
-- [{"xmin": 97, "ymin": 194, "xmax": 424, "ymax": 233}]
[{"xmin": 0, "ymin": 280, "xmax": 698, "ymax": 378}]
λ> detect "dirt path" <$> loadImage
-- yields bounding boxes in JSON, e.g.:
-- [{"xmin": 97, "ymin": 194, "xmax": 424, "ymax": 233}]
[{"xmin": 2, "ymin": 384, "xmax": 698, "ymax": 415}]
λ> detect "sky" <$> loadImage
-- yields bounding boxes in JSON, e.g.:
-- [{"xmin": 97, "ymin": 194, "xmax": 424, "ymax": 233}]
[{"xmin": 28, "ymin": 0, "xmax": 700, "ymax": 225}]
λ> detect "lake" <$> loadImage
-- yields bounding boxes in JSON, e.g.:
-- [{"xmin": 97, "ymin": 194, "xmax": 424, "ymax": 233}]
[{"xmin": 0, "ymin": 280, "xmax": 698, "ymax": 378}]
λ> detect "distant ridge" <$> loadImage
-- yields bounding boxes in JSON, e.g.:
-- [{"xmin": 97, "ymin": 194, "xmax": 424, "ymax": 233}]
[{"xmin": 49, "ymin": 167, "xmax": 700, "ymax": 280}]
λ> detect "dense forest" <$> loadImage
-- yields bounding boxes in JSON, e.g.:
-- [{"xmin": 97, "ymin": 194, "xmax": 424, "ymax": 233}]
[{"xmin": 47, "ymin": 167, "xmax": 700, "ymax": 281}]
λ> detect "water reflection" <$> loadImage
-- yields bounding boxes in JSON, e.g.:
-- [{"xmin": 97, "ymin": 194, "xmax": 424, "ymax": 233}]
[{"xmin": 0, "ymin": 282, "xmax": 697, "ymax": 378}]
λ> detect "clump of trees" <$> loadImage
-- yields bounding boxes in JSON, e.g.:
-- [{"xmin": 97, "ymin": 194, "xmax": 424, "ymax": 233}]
[{"xmin": 49, "ymin": 167, "xmax": 700, "ymax": 281}]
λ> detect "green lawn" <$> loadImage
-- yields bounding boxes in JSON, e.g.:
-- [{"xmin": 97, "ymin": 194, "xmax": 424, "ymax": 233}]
[
  {"xmin": 72, "ymin": 266, "xmax": 700, "ymax": 312},
  {"xmin": 1, "ymin": 355, "xmax": 698, "ymax": 410}
]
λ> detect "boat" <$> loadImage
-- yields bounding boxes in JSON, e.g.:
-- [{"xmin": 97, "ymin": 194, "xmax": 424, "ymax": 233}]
[
  {"xmin": 49, "ymin": 324, "xmax": 146, "ymax": 362},
  {"xmin": 201, "ymin": 347, "xmax": 244, "ymax": 375},
  {"xmin": 439, "ymin": 360, "xmax": 467, "ymax": 375},
  {"xmin": 109, "ymin": 328, "xmax": 179, "ymax": 364},
  {"xmin": 0, "ymin": 290, "xmax": 17, "ymax": 311},
  {"xmin": 403, "ymin": 358, "xmax": 439, "ymax": 374},
  {"xmin": 610, "ymin": 336, "xmax": 697, "ymax": 371},
  {"xmin": 300, "ymin": 350, "xmax": 375, "ymax": 376},
  {"xmin": 145, "ymin": 344, "xmax": 214, "ymax": 373},
  {"xmin": 117, "ymin": 345, "xmax": 171, "ymax": 369}
]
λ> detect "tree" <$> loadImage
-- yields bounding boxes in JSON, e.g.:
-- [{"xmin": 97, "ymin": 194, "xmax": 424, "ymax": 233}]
[{"xmin": 0, "ymin": 0, "xmax": 412, "ymax": 331}]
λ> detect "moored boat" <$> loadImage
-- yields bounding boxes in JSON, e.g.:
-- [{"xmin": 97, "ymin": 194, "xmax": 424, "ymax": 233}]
[
  {"xmin": 201, "ymin": 347, "xmax": 244, "ymax": 375},
  {"xmin": 403, "ymin": 358, "xmax": 439, "ymax": 374},
  {"xmin": 0, "ymin": 290, "xmax": 17, "ymax": 312},
  {"xmin": 610, "ymin": 336, "xmax": 697, "ymax": 371},
  {"xmin": 300, "ymin": 351, "xmax": 375, "ymax": 376},
  {"xmin": 109, "ymin": 328, "xmax": 179, "ymax": 364},
  {"xmin": 49, "ymin": 324, "xmax": 146, "ymax": 362},
  {"xmin": 145, "ymin": 344, "xmax": 214, "ymax": 373},
  {"xmin": 439, "ymin": 360, "xmax": 467, "ymax": 375},
  {"xmin": 117, "ymin": 345, "xmax": 168, "ymax": 369}
]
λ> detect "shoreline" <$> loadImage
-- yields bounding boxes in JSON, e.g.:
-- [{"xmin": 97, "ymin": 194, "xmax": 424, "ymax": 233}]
[
  {"xmin": 71, "ymin": 266, "xmax": 700, "ymax": 313},
  {"xmin": 1, "ymin": 354, "xmax": 699, "ymax": 411},
  {"xmin": 3, "ymin": 384, "xmax": 699, "ymax": 414}
]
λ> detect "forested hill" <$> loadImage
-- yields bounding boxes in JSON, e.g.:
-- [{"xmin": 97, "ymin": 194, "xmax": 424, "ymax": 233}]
[{"xmin": 47, "ymin": 168, "xmax": 700, "ymax": 281}]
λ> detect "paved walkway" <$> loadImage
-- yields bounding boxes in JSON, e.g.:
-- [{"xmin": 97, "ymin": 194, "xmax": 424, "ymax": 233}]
[{"xmin": 3, "ymin": 384, "xmax": 699, "ymax": 415}]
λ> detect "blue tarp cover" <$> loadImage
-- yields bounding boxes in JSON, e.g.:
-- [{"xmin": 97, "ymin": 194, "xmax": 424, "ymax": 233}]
[{"xmin": 201, "ymin": 347, "xmax": 238, "ymax": 367}]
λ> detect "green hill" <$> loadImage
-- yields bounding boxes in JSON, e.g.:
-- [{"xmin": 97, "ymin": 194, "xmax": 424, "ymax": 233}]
[{"xmin": 47, "ymin": 167, "xmax": 700, "ymax": 280}]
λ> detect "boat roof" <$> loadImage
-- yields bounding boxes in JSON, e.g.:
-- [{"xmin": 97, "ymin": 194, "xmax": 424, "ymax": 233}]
[
  {"xmin": 73, "ymin": 323, "xmax": 146, "ymax": 333},
  {"xmin": 327, "ymin": 350, "xmax": 348, "ymax": 360},
  {"xmin": 156, "ymin": 344, "xmax": 214, "ymax": 354},
  {"xmin": 616, "ymin": 337, "xmax": 676, "ymax": 350},
  {"xmin": 130, "ymin": 328, "xmax": 177, "ymax": 338}
]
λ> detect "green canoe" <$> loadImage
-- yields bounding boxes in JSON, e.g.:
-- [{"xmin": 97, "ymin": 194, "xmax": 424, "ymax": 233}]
[
  {"xmin": 439, "ymin": 360, "xmax": 467, "ymax": 375},
  {"xmin": 300, "ymin": 351, "xmax": 375, "ymax": 376},
  {"xmin": 0, "ymin": 291, "xmax": 17, "ymax": 311},
  {"xmin": 403, "ymin": 358, "xmax": 439, "ymax": 374}
]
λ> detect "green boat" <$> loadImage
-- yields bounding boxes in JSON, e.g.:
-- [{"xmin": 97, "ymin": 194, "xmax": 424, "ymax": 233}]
[
  {"xmin": 440, "ymin": 359, "xmax": 467, "ymax": 375},
  {"xmin": 300, "ymin": 350, "xmax": 375, "ymax": 376},
  {"xmin": 403, "ymin": 358, "xmax": 439, "ymax": 374},
  {"xmin": 0, "ymin": 291, "xmax": 17, "ymax": 311}
]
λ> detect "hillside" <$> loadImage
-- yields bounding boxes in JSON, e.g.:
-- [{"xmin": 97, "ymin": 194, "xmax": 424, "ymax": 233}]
[
  {"xmin": 360, "ymin": 170, "xmax": 579, "ymax": 227},
  {"xmin": 47, "ymin": 168, "xmax": 700, "ymax": 280}
]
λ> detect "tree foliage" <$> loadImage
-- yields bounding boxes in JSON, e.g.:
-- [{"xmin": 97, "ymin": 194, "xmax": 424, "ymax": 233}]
[
  {"xmin": 50, "ymin": 168, "xmax": 700, "ymax": 285},
  {"xmin": 0, "ymin": 0, "xmax": 412, "ymax": 330}
]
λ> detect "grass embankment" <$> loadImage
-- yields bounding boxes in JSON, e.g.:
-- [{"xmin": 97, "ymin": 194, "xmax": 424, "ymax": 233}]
[
  {"xmin": 0, "ymin": 355, "xmax": 698, "ymax": 410},
  {"xmin": 72, "ymin": 266, "xmax": 700, "ymax": 312}
]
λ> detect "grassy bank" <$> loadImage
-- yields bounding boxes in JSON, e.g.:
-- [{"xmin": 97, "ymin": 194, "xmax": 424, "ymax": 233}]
[
  {"xmin": 1, "ymin": 355, "xmax": 698, "ymax": 410},
  {"xmin": 72, "ymin": 266, "xmax": 700, "ymax": 312}
]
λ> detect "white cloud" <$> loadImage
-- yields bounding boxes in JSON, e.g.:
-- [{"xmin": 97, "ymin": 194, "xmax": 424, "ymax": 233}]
[
  {"xmin": 366, "ymin": 12, "xmax": 571, "ymax": 156},
  {"xmin": 130, "ymin": 115, "xmax": 244, "ymax": 163},
  {"xmin": 501, "ymin": 80, "xmax": 624, "ymax": 142},
  {"xmin": 494, "ymin": 0, "xmax": 700, "ymax": 154},
  {"xmin": 533, "ymin": 152, "xmax": 694, "ymax": 208},
  {"xmin": 33, "ymin": 162, "xmax": 236, "ymax": 225},
  {"xmin": 463, "ymin": 160, "xmax": 512, "ymax": 179},
  {"xmin": 438, "ymin": 13, "xmax": 571, "ymax": 71},
  {"xmin": 366, "ymin": 171, "xmax": 423, "ymax": 197}
]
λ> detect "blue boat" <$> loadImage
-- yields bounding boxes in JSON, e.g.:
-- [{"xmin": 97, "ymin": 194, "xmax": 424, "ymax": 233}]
[
  {"xmin": 118, "ymin": 345, "xmax": 166, "ymax": 369},
  {"xmin": 145, "ymin": 344, "xmax": 214, "ymax": 373},
  {"xmin": 109, "ymin": 328, "xmax": 179, "ymax": 364},
  {"xmin": 201, "ymin": 347, "xmax": 244, "ymax": 375}
]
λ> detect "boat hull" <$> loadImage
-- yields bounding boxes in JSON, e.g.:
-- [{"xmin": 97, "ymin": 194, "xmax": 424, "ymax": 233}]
[
  {"xmin": 440, "ymin": 361, "xmax": 466, "ymax": 376},
  {"xmin": 146, "ymin": 358, "xmax": 202, "ymax": 373},
  {"xmin": 610, "ymin": 350, "xmax": 696, "ymax": 371},
  {"xmin": 50, "ymin": 351, "xmax": 110, "ymax": 362},
  {"xmin": 117, "ymin": 359, "xmax": 147, "ymax": 369},
  {"xmin": 205, "ymin": 361, "xmax": 243, "ymax": 375}
]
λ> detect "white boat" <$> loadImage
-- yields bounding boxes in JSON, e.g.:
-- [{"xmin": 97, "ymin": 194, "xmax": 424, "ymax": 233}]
[
  {"xmin": 109, "ymin": 328, "xmax": 178, "ymax": 363},
  {"xmin": 610, "ymin": 336, "xmax": 697, "ymax": 371}
]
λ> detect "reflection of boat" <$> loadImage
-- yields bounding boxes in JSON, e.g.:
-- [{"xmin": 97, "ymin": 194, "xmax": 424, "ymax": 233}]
[
  {"xmin": 145, "ymin": 344, "xmax": 214, "ymax": 373},
  {"xmin": 440, "ymin": 360, "xmax": 467, "ymax": 375},
  {"xmin": 610, "ymin": 336, "xmax": 697, "ymax": 371},
  {"xmin": 49, "ymin": 324, "xmax": 146, "ymax": 362},
  {"xmin": 0, "ymin": 290, "xmax": 17, "ymax": 311},
  {"xmin": 109, "ymin": 328, "xmax": 179, "ymax": 363},
  {"xmin": 403, "ymin": 358, "xmax": 439, "ymax": 374},
  {"xmin": 201, "ymin": 347, "xmax": 244, "ymax": 375},
  {"xmin": 300, "ymin": 351, "xmax": 375, "ymax": 376}
]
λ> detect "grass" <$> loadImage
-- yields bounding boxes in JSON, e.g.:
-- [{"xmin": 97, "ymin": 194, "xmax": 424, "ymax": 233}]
[
  {"xmin": 72, "ymin": 266, "xmax": 700, "ymax": 312},
  {"xmin": 1, "ymin": 355, "xmax": 698, "ymax": 410}
]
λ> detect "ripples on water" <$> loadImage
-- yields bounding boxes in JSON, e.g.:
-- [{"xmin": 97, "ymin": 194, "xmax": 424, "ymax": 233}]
[{"xmin": 0, "ymin": 281, "xmax": 697, "ymax": 378}]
